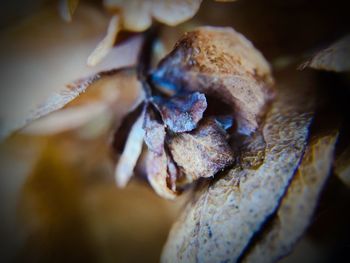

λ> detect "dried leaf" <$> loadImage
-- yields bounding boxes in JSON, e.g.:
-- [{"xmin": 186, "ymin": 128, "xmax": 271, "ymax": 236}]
[
  {"xmin": 161, "ymin": 70, "xmax": 316, "ymax": 263},
  {"xmin": 143, "ymin": 107, "xmax": 178, "ymax": 199},
  {"xmin": 167, "ymin": 118, "xmax": 234, "ymax": 183},
  {"xmin": 104, "ymin": 0, "xmax": 202, "ymax": 31},
  {"xmin": 153, "ymin": 92, "xmax": 207, "ymax": 133},
  {"xmin": 143, "ymin": 107, "xmax": 166, "ymax": 156},
  {"xmin": 115, "ymin": 112, "xmax": 145, "ymax": 188},
  {"xmin": 22, "ymin": 103, "xmax": 108, "ymax": 135},
  {"xmin": 300, "ymin": 35, "xmax": 350, "ymax": 72},
  {"xmin": 234, "ymin": 131, "xmax": 266, "ymax": 169},
  {"xmin": 153, "ymin": 26, "xmax": 274, "ymax": 135},
  {"xmin": 59, "ymin": 0, "xmax": 80, "ymax": 22},
  {"xmin": 0, "ymin": 5, "xmax": 142, "ymax": 140},
  {"xmin": 242, "ymin": 131, "xmax": 338, "ymax": 263},
  {"xmin": 87, "ymin": 15, "xmax": 120, "ymax": 66},
  {"xmin": 147, "ymin": 150, "xmax": 177, "ymax": 200},
  {"xmin": 22, "ymin": 68, "xmax": 141, "ymax": 136}
]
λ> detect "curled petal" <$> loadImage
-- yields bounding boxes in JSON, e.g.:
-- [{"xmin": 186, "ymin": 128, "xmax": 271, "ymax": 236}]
[
  {"xmin": 115, "ymin": 112, "xmax": 145, "ymax": 187},
  {"xmin": 104, "ymin": 0, "xmax": 152, "ymax": 31},
  {"xmin": 147, "ymin": 150, "xmax": 177, "ymax": 200}
]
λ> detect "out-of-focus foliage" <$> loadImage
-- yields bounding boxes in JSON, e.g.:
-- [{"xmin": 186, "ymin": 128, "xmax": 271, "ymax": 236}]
[{"xmin": 1, "ymin": 0, "xmax": 350, "ymax": 263}]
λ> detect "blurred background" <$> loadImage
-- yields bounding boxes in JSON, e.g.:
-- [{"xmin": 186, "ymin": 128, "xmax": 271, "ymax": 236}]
[{"xmin": 0, "ymin": 0, "xmax": 349, "ymax": 262}]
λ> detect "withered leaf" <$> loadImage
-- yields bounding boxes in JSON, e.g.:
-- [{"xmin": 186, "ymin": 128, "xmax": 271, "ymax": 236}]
[
  {"xmin": 147, "ymin": 150, "xmax": 177, "ymax": 200},
  {"xmin": 153, "ymin": 92, "xmax": 207, "ymax": 133},
  {"xmin": 161, "ymin": 70, "xmax": 316, "ymax": 263},
  {"xmin": 153, "ymin": 26, "xmax": 274, "ymax": 135},
  {"xmin": 0, "ymin": 5, "xmax": 142, "ymax": 140},
  {"xmin": 242, "ymin": 131, "xmax": 338, "ymax": 263},
  {"xmin": 143, "ymin": 107, "xmax": 166, "ymax": 156},
  {"xmin": 233, "ymin": 131, "xmax": 267, "ymax": 169},
  {"xmin": 22, "ymin": 68, "xmax": 141, "ymax": 136},
  {"xmin": 167, "ymin": 118, "xmax": 234, "ymax": 183},
  {"xmin": 115, "ymin": 111, "xmax": 145, "ymax": 188},
  {"xmin": 22, "ymin": 103, "xmax": 108, "ymax": 135},
  {"xmin": 300, "ymin": 35, "xmax": 350, "ymax": 72}
]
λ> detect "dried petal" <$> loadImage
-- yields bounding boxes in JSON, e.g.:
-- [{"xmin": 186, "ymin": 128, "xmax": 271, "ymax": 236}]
[
  {"xmin": 153, "ymin": 92, "xmax": 207, "ymax": 133},
  {"xmin": 161, "ymin": 70, "xmax": 316, "ymax": 263},
  {"xmin": 59, "ymin": 0, "xmax": 80, "ymax": 22},
  {"xmin": 104, "ymin": 0, "xmax": 152, "ymax": 31},
  {"xmin": 115, "ymin": 112, "xmax": 145, "ymax": 188},
  {"xmin": 143, "ymin": 108, "xmax": 166, "ymax": 156},
  {"xmin": 104, "ymin": 0, "xmax": 202, "ymax": 31},
  {"xmin": 242, "ymin": 131, "xmax": 338, "ymax": 263},
  {"xmin": 334, "ymin": 146, "xmax": 350, "ymax": 187},
  {"xmin": 153, "ymin": 26, "xmax": 274, "ymax": 135},
  {"xmin": 87, "ymin": 15, "xmax": 120, "ymax": 66},
  {"xmin": 300, "ymin": 35, "xmax": 350, "ymax": 72},
  {"xmin": 151, "ymin": 0, "xmax": 202, "ymax": 26},
  {"xmin": 147, "ymin": 150, "xmax": 177, "ymax": 200},
  {"xmin": 167, "ymin": 118, "xmax": 234, "ymax": 183}
]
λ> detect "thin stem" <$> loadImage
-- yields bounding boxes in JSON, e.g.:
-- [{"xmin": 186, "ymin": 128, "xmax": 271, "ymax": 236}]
[{"xmin": 137, "ymin": 26, "xmax": 159, "ymax": 100}]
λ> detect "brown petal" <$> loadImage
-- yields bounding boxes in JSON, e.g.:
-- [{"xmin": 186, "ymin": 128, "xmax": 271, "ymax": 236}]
[
  {"xmin": 334, "ymin": 146, "xmax": 350, "ymax": 187},
  {"xmin": 147, "ymin": 150, "xmax": 177, "ymax": 200},
  {"xmin": 143, "ymin": 107, "xmax": 166, "ymax": 156},
  {"xmin": 104, "ymin": 0, "xmax": 152, "ymax": 32},
  {"xmin": 161, "ymin": 69, "xmax": 316, "ymax": 263},
  {"xmin": 153, "ymin": 26, "xmax": 274, "ymax": 135},
  {"xmin": 151, "ymin": 0, "xmax": 202, "ymax": 26},
  {"xmin": 167, "ymin": 118, "xmax": 234, "ymax": 183}
]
